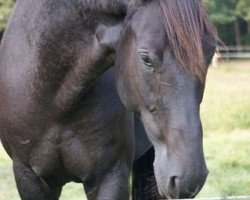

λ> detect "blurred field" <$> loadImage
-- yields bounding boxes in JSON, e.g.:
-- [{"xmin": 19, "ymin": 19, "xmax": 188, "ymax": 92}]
[
  {"xmin": 198, "ymin": 60, "xmax": 250, "ymax": 198},
  {"xmin": 0, "ymin": 61, "xmax": 250, "ymax": 199}
]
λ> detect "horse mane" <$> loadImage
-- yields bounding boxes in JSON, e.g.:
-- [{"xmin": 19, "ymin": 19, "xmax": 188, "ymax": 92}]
[{"xmin": 159, "ymin": 0, "xmax": 217, "ymax": 81}]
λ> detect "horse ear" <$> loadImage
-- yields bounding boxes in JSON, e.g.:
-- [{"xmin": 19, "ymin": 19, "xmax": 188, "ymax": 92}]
[
  {"xmin": 96, "ymin": 0, "xmax": 129, "ymax": 17},
  {"xmin": 94, "ymin": 0, "xmax": 129, "ymax": 51},
  {"xmin": 202, "ymin": 35, "xmax": 217, "ymax": 66},
  {"xmin": 95, "ymin": 23, "xmax": 123, "ymax": 51}
]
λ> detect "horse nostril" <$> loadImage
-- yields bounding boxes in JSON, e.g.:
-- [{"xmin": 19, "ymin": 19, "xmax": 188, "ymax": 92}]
[
  {"xmin": 169, "ymin": 176, "xmax": 178, "ymax": 190},
  {"xmin": 167, "ymin": 176, "xmax": 180, "ymax": 199}
]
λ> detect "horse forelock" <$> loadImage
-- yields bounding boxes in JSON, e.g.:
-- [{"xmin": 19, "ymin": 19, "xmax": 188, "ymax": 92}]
[{"xmin": 159, "ymin": 0, "xmax": 217, "ymax": 81}]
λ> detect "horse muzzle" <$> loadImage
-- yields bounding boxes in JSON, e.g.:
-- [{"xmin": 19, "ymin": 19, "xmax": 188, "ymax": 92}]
[{"xmin": 155, "ymin": 162, "xmax": 209, "ymax": 199}]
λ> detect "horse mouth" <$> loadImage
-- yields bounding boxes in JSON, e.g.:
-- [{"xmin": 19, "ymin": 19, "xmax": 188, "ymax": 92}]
[{"xmin": 158, "ymin": 184, "xmax": 201, "ymax": 199}]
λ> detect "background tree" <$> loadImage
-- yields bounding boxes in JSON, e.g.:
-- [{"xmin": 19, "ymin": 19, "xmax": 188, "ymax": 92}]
[
  {"xmin": 236, "ymin": 0, "xmax": 250, "ymax": 22},
  {"xmin": 204, "ymin": 0, "xmax": 250, "ymax": 46}
]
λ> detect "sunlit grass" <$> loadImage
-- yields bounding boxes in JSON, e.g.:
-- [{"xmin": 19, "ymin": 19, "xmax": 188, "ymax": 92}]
[
  {"xmin": 0, "ymin": 61, "xmax": 250, "ymax": 199},
  {"xmin": 198, "ymin": 61, "xmax": 250, "ymax": 198},
  {"xmin": 198, "ymin": 129, "xmax": 250, "ymax": 197},
  {"xmin": 201, "ymin": 61, "xmax": 250, "ymax": 132}
]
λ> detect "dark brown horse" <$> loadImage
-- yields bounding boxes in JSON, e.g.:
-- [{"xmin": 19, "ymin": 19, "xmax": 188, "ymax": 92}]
[{"xmin": 0, "ymin": 0, "xmax": 217, "ymax": 199}]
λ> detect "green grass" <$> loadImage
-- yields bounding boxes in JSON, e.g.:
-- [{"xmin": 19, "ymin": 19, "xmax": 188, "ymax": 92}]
[
  {"xmin": 0, "ymin": 61, "xmax": 250, "ymax": 199},
  {"xmin": 201, "ymin": 61, "xmax": 250, "ymax": 132},
  {"xmin": 198, "ymin": 61, "xmax": 250, "ymax": 198}
]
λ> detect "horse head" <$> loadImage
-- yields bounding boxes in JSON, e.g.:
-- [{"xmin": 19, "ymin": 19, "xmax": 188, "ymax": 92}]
[{"xmin": 115, "ymin": 0, "xmax": 217, "ymax": 198}]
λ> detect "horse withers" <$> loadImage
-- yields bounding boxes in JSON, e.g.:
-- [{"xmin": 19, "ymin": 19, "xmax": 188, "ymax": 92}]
[{"xmin": 116, "ymin": 0, "xmax": 217, "ymax": 199}]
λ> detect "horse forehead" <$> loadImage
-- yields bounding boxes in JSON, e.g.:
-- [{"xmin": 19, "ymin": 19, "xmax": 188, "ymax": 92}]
[
  {"xmin": 131, "ymin": 2, "xmax": 162, "ymax": 31},
  {"xmin": 131, "ymin": 5, "xmax": 166, "ymax": 48}
]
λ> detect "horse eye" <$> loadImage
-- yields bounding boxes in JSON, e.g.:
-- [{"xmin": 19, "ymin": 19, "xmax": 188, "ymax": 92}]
[{"xmin": 138, "ymin": 52, "xmax": 153, "ymax": 67}]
